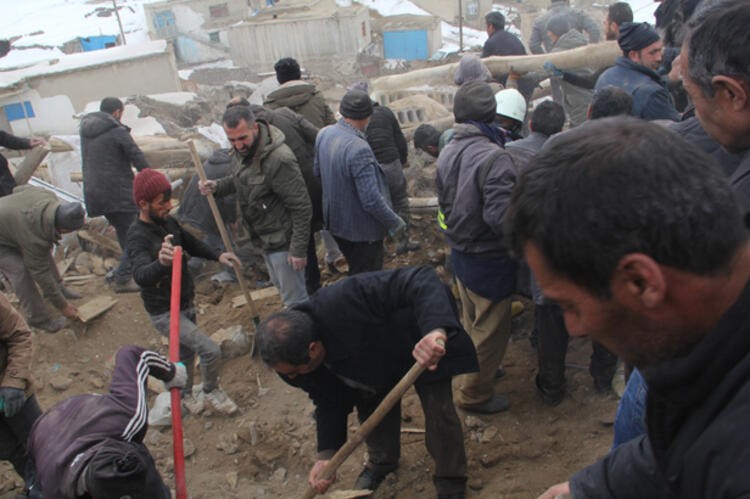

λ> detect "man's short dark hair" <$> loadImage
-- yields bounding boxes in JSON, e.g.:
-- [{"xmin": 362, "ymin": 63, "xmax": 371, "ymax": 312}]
[
  {"xmin": 608, "ymin": 2, "xmax": 633, "ymax": 25},
  {"xmin": 257, "ymin": 310, "xmax": 317, "ymax": 366},
  {"xmin": 100, "ymin": 97, "xmax": 124, "ymax": 115},
  {"xmin": 530, "ymin": 101, "xmax": 565, "ymax": 136},
  {"xmin": 686, "ymin": 0, "xmax": 750, "ymax": 98},
  {"xmin": 274, "ymin": 57, "xmax": 302, "ymax": 85},
  {"xmin": 485, "ymin": 11, "xmax": 505, "ymax": 30},
  {"xmin": 589, "ymin": 86, "xmax": 633, "ymax": 119},
  {"xmin": 226, "ymin": 96, "xmax": 251, "ymax": 109},
  {"xmin": 506, "ymin": 117, "xmax": 747, "ymax": 298},
  {"xmin": 413, "ymin": 124, "xmax": 440, "ymax": 150},
  {"xmin": 222, "ymin": 105, "xmax": 255, "ymax": 129}
]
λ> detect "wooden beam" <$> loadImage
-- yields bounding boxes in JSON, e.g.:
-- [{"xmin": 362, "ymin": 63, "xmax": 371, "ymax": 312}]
[
  {"xmin": 231, "ymin": 286, "xmax": 280, "ymax": 308},
  {"xmin": 77, "ymin": 230, "xmax": 122, "ymax": 257},
  {"xmin": 77, "ymin": 295, "xmax": 118, "ymax": 323}
]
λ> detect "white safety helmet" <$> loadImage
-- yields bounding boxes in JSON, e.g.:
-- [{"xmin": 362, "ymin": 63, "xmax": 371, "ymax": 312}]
[{"xmin": 494, "ymin": 88, "xmax": 527, "ymax": 123}]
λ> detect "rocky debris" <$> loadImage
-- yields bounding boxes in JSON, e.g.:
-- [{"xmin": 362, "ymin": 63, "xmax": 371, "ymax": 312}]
[
  {"xmin": 465, "ymin": 415, "xmax": 487, "ymax": 430},
  {"xmin": 226, "ymin": 471, "xmax": 239, "ymax": 489},
  {"xmin": 468, "ymin": 477, "xmax": 484, "ymax": 491},
  {"xmin": 184, "ymin": 438, "xmax": 196, "ymax": 458},
  {"xmin": 480, "ymin": 426, "xmax": 499, "ymax": 443},
  {"xmin": 211, "ymin": 325, "xmax": 252, "ymax": 359},
  {"xmin": 74, "ymin": 252, "xmax": 93, "ymax": 274},
  {"xmin": 49, "ymin": 374, "xmax": 73, "ymax": 391},
  {"xmin": 271, "ymin": 467, "xmax": 287, "ymax": 483},
  {"xmin": 237, "ymin": 420, "xmax": 259, "ymax": 446},
  {"xmin": 217, "ymin": 433, "xmax": 239, "ymax": 455}
]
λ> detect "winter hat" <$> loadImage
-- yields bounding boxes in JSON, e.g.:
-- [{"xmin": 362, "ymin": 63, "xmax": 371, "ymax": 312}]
[
  {"xmin": 274, "ymin": 57, "xmax": 301, "ymax": 84},
  {"xmin": 346, "ymin": 81, "xmax": 369, "ymax": 94},
  {"xmin": 85, "ymin": 439, "xmax": 162, "ymax": 499},
  {"xmin": 453, "ymin": 80, "xmax": 497, "ymax": 124},
  {"xmin": 454, "ymin": 54, "xmax": 493, "ymax": 86},
  {"xmin": 339, "ymin": 90, "xmax": 373, "ymax": 120},
  {"xmin": 133, "ymin": 168, "xmax": 171, "ymax": 205},
  {"xmin": 546, "ymin": 15, "xmax": 571, "ymax": 37},
  {"xmin": 54, "ymin": 202, "xmax": 85, "ymax": 231},
  {"xmin": 617, "ymin": 22, "xmax": 660, "ymax": 52}
]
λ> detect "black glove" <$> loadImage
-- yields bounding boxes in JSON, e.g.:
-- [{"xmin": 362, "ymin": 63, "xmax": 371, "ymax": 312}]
[{"xmin": 0, "ymin": 387, "xmax": 26, "ymax": 417}]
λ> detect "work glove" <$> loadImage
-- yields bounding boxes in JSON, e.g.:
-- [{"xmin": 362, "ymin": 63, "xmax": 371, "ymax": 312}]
[
  {"xmin": 388, "ymin": 217, "xmax": 408, "ymax": 238},
  {"xmin": 164, "ymin": 362, "xmax": 188, "ymax": 390},
  {"xmin": 0, "ymin": 387, "xmax": 26, "ymax": 418},
  {"xmin": 543, "ymin": 61, "xmax": 563, "ymax": 79}
]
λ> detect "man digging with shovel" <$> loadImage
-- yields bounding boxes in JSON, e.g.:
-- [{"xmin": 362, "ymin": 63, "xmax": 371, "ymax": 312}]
[{"xmin": 257, "ymin": 266, "xmax": 478, "ymax": 498}]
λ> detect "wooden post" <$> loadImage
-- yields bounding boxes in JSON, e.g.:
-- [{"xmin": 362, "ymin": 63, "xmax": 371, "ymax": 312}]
[{"xmin": 187, "ymin": 141, "xmax": 261, "ymax": 334}]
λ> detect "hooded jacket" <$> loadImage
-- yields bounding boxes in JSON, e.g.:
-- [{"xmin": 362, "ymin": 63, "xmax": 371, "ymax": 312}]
[
  {"xmin": 0, "ymin": 186, "xmax": 67, "ymax": 309},
  {"xmin": 551, "ymin": 29, "xmax": 594, "ymax": 127},
  {"xmin": 529, "ymin": 1, "xmax": 601, "ymax": 54},
  {"xmin": 214, "ymin": 121, "xmax": 312, "ymax": 257},
  {"xmin": 79, "ymin": 111, "xmax": 149, "ymax": 217},
  {"xmin": 264, "ymin": 81, "xmax": 336, "ymax": 129},
  {"xmin": 177, "ymin": 149, "xmax": 236, "ymax": 236}
]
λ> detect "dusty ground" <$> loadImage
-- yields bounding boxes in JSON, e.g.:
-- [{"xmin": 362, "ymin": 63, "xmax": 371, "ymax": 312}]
[{"xmin": 0, "ymin": 212, "xmax": 620, "ymax": 499}]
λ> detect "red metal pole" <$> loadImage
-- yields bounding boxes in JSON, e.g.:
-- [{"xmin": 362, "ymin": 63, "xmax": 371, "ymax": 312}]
[{"xmin": 169, "ymin": 246, "xmax": 188, "ymax": 499}]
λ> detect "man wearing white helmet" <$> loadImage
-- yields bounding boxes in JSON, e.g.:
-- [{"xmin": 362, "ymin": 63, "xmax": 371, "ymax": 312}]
[{"xmin": 494, "ymin": 88, "xmax": 527, "ymax": 141}]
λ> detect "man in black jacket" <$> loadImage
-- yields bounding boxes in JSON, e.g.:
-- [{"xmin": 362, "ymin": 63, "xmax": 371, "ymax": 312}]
[
  {"xmin": 257, "ymin": 266, "xmax": 478, "ymax": 498},
  {"xmin": 0, "ymin": 131, "xmax": 45, "ymax": 197},
  {"xmin": 127, "ymin": 168, "xmax": 240, "ymax": 416},
  {"xmin": 509, "ymin": 117, "xmax": 750, "ymax": 498},
  {"xmin": 80, "ymin": 97, "xmax": 149, "ymax": 293}
]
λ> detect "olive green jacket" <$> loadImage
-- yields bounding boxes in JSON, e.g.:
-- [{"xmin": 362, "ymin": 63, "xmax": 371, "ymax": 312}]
[
  {"xmin": 215, "ymin": 122, "xmax": 312, "ymax": 257},
  {"xmin": 0, "ymin": 186, "xmax": 67, "ymax": 309}
]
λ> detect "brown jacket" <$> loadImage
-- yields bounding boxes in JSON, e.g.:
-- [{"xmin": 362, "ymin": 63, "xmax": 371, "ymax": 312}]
[{"xmin": 0, "ymin": 293, "xmax": 33, "ymax": 393}]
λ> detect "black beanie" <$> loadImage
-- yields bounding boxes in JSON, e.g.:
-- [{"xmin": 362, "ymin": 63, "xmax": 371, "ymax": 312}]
[
  {"xmin": 546, "ymin": 14, "xmax": 571, "ymax": 37},
  {"xmin": 54, "ymin": 202, "xmax": 85, "ymax": 231},
  {"xmin": 617, "ymin": 22, "xmax": 660, "ymax": 52},
  {"xmin": 339, "ymin": 90, "xmax": 373, "ymax": 120},
  {"xmin": 453, "ymin": 81, "xmax": 497, "ymax": 124},
  {"xmin": 85, "ymin": 439, "xmax": 162, "ymax": 499},
  {"xmin": 274, "ymin": 57, "xmax": 301, "ymax": 84}
]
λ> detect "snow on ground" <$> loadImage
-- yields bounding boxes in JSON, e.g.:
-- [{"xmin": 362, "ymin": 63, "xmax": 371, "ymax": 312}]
[
  {"xmin": 149, "ymin": 92, "xmax": 199, "ymax": 106},
  {"xmin": 353, "ymin": 0, "xmax": 430, "ymax": 16},
  {"xmin": 0, "ymin": 47, "xmax": 65, "ymax": 71},
  {"xmin": 178, "ymin": 59, "xmax": 239, "ymax": 80}
]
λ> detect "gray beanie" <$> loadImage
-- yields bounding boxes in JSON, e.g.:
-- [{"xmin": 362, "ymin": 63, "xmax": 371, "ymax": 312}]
[
  {"xmin": 339, "ymin": 90, "xmax": 373, "ymax": 120},
  {"xmin": 453, "ymin": 81, "xmax": 497, "ymax": 124},
  {"xmin": 54, "ymin": 202, "xmax": 85, "ymax": 231},
  {"xmin": 618, "ymin": 22, "xmax": 660, "ymax": 52},
  {"xmin": 546, "ymin": 15, "xmax": 571, "ymax": 37},
  {"xmin": 454, "ymin": 54, "xmax": 493, "ymax": 86}
]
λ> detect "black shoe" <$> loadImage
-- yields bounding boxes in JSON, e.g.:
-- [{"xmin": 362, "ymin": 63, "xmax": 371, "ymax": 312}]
[
  {"xmin": 535, "ymin": 375, "xmax": 565, "ymax": 406},
  {"xmin": 495, "ymin": 367, "xmax": 506, "ymax": 379},
  {"xmin": 353, "ymin": 467, "xmax": 388, "ymax": 492},
  {"xmin": 459, "ymin": 394, "xmax": 511, "ymax": 414}
]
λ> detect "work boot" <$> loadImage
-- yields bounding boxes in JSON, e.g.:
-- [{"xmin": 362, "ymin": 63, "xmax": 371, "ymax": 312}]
[
  {"xmin": 459, "ymin": 394, "xmax": 511, "ymax": 414},
  {"xmin": 204, "ymin": 387, "xmax": 238, "ymax": 415},
  {"xmin": 535, "ymin": 374, "xmax": 565, "ymax": 406},
  {"xmin": 113, "ymin": 279, "xmax": 139, "ymax": 294},
  {"xmin": 28, "ymin": 317, "xmax": 66, "ymax": 334},
  {"xmin": 395, "ymin": 240, "xmax": 421, "ymax": 255},
  {"xmin": 353, "ymin": 467, "xmax": 388, "ymax": 492},
  {"xmin": 61, "ymin": 286, "xmax": 82, "ymax": 300}
]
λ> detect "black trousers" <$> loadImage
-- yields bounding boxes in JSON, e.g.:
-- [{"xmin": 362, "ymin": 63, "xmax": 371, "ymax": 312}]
[
  {"xmin": 0, "ymin": 394, "xmax": 42, "ymax": 484},
  {"xmin": 104, "ymin": 211, "xmax": 137, "ymax": 283},
  {"xmin": 305, "ymin": 232, "xmax": 321, "ymax": 295},
  {"xmin": 356, "ymin": 378, "xmax": 467, "ymax": 495},
  {"xmin": 536, "ymin": 303, "xmax": 618, "ymax": 394},
  {"xmin": 333, "ymin": 237, "xmax": 384, "ymax": 276}
]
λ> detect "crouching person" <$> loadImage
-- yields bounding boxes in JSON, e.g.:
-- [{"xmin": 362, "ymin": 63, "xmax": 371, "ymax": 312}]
[
  {"xmin": 257, "ymin": 266, "xmax": 478, "ymax": 498},
  {"xmin": 127, "ymin": 168, "xmax": 240, "ymax": 415},
  {"xmin": 0, "ymin": 294, "xmax": 42, "ymax": 495},
  {"xmin": 27, "ymin": 345, "xmax": 186, "ymax": 498}
]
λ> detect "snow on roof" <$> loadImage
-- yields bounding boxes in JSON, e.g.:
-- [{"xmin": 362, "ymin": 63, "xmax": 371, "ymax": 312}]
[
  {"xmin": 0, "ymin": 0, "xmax": 152, "ymax": 48},
  {"xmin": 0, "ymin": 47, "xmax": 66, "ymax": 71},
  {"xmin": 353, "ymin": 0, "xmax": 430, "ymax": 17},
  {"xmin": 0, "ymin": 39, "xmax": 168, "ymax": 90}
]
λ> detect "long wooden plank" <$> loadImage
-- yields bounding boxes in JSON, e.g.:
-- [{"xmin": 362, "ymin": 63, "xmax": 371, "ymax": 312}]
[
  {"xmin": 77, "ymin": 230, "xmax": 122, "ymax": 257},
  {"xmin": 77, "ymin": 295, "xmax": 118, "ymax": 323}
]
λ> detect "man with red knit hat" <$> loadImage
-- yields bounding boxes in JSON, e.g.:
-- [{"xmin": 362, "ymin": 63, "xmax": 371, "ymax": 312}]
[{"xmin": 126, "ymin": 168, "xmax": 241, "ymax": 415}]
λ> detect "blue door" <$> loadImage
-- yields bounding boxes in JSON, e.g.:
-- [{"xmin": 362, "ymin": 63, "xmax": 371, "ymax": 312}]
[{"xmin": 383, "ymin": 30, "xmax": 428, "ymax": 61}]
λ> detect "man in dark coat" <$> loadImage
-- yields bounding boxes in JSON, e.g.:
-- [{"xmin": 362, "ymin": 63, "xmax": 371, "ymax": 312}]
[
  {"xmin": 80, "ymin": 97, "xmax": 149, "ymax": 293},
  {"xmin": 512, "ymin": 116, "xmax": 750, "ymax": 499},
  {"xmin": 27, "ymin": 345, "xmax": 186, "ymax": 498},
  {"xmin": 257, "ymin": 266, "xmax": 478, "ymax": 498},
  {"xmin": 0, "ymin": 131, "xmax": 45, "ymax": 197},
  {"xmin": 482, "ymin": 11, "xmax": 535, "ymax": 103},
  {"xmin": 595, "ymin": 22, "xmax": 679, "ymax": 121}
]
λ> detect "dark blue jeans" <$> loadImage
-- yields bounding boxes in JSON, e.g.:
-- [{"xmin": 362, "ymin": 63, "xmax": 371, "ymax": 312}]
[{"xmin": 612, "ymin": 368, "xmax": 648, "ymax": 449}]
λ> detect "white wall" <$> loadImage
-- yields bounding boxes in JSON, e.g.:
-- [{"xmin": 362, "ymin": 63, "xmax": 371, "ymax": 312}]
[{"xmin": 0, "ymin": 89, "xmax": 78, "ymax": 136}]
